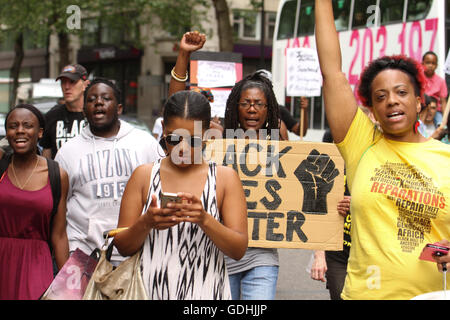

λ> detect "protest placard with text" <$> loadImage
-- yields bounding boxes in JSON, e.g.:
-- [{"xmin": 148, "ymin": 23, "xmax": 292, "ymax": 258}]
[
  {"xmin": 286, "ymin": 47, "xmax": 323, "ymax": 97},
  {"xmin": 204, "ymin": 139, "xmax": 344, "ymax": 250}
]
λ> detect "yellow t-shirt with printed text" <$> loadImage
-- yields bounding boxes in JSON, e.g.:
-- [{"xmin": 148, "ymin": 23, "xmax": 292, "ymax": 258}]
[{"xmin": 337, "ymin": 108, "xmax": 450, "ymax": 300}]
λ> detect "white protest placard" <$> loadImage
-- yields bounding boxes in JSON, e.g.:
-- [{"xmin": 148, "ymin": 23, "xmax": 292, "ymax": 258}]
[
  {"xmin": 210, "ymin": 89, "xmax": 231, "ymax": 118},
  {"xmin": 197, "ymin": 60, "xmax": 237, "ymax": 88},
  {"xmin": 444, "ymin": 48, "xmax": 450, "ymax": 75},
  {"xmin": 286, "ymin": 47, "xmax": 323, "ymax": 97}
]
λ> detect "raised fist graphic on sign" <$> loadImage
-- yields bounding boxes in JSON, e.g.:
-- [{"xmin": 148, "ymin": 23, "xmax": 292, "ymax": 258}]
[{"xmin": 294, "ymin": 149, "xmax": 340, "ymax": 215}]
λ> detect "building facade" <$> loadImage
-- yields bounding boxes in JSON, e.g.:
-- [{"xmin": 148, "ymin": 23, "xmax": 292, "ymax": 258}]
[{"xmin": 0, "ymin": 0, "xmax": 280, "ymax": 129}]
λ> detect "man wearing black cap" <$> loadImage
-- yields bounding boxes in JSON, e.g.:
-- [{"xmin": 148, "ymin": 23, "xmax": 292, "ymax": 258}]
[{"xmin": 41, "ymin": 64, "xmax": 90, "ymax": 159}]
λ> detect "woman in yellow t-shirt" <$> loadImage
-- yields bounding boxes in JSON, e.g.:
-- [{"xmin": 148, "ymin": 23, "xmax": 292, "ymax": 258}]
[{"xmin": 315, "ymin": 1, "xmax": 450, "ymax": 300}]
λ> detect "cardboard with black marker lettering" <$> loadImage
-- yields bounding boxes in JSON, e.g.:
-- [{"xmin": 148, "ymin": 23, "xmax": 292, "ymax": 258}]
[{"xmin": 204, "ymin": 139, "xmax": 345, "ymax": 250}]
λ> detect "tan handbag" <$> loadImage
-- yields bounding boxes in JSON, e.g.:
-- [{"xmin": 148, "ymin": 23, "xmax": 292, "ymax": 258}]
[{"xmin": 82, "ymin": 228, "xmax": 149, "ymax": 300}]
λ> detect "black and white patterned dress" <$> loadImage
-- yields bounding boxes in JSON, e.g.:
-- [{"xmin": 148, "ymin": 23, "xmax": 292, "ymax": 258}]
[{"xmin": 141, "ymin": 159, "xmax": 231, "ymax": 300}]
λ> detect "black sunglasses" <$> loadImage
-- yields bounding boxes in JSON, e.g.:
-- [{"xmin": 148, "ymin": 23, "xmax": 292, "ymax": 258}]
[{"xmin": 164, "ymin": 133, "xmax": 203, "ymax": 147}]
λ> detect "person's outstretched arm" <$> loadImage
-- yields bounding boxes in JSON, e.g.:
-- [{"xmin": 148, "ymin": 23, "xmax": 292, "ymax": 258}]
[
  {"xmin": 315, "ymin": 0, "xmax": 358, "ymax": 143},
  {"xmin": 168, "ymin": 31, "xmax": 206, "ymax": 97}
]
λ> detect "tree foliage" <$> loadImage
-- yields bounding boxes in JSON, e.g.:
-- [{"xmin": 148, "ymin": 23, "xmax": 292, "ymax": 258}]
[{"xmin": 0, "ymin": 0, "xmax": 235, "ymax": 107}]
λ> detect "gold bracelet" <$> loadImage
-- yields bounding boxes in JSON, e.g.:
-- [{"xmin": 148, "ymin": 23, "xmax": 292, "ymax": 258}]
[
  {"xmin": 171, "ymin": 67, "xmax": 188, "ymax": 82},
  {"xmin": 172, "ymin": 67, "xmax": 187, "ymax": 79}
]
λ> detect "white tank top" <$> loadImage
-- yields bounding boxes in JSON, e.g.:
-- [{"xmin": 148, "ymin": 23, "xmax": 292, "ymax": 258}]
[{"xmin": 141, "ymin": 159, "xmax": 231, "ymax": 300}]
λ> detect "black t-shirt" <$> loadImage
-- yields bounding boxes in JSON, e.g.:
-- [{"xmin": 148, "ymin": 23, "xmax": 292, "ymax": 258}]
[
  {"xmin": 40, "ymin": 104, "xmax": 86, "ymax": 159},
  {"xmin": 278, "ymin": 105, "xmax": 298, "ymax": 131},
  {"xmin": 326, "ymin": 183, "xmax": 351, "ymax": 264}
]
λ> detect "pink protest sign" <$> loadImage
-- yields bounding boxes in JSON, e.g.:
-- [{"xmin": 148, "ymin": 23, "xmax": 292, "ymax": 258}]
[{"xmin": 41, "ymin": 248, "xmax": 98, "ymax": 300}]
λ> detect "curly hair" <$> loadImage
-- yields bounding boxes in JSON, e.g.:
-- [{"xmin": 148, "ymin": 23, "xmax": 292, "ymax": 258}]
[
  {"xmin": 224, "ymin": 71, "xmax": 279, "ymax": 131},
  {"xmin": 357, "ymin": 55, "xmax": 426, "ymax": 107}
]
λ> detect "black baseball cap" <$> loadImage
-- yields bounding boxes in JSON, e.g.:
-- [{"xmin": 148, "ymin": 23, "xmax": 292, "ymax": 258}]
[{"xmin": 56, "ymin": 64, "xmax": 88, "ymax": 81}]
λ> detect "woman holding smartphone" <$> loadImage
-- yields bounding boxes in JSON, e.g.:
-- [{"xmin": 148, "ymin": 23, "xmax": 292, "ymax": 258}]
[
  {"xmin": 167, "ymin": 30, "xmax": 285, "ymax": 299},
  {"xmin": 114, "ymin": 90, "xmax": 248, "ymax": 300},
  {"xmin": 315, "ymin": 0, "xmax": 450, "ymax": 299}
]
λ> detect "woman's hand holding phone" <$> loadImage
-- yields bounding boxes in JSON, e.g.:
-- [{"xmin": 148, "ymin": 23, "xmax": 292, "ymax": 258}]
[
  {"xmin": 432, "ymin": 240, "xmax": 450, "ymax": 272},
  {"xmin": 419, "ymin": 240, "xmax": 450, "ymax": 272},
  {"xmin": 144, "ymin": 194, "xmax": 180, "ymax": 230},
  {"xmin": 165, "ymin": 192, "xmax": 208, "ymax": 228}
]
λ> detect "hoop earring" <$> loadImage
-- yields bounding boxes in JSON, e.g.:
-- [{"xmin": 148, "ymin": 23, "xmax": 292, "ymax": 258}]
[{"xmin": 413, "ymin": 114, "xmax": 420, "ymax": 134}]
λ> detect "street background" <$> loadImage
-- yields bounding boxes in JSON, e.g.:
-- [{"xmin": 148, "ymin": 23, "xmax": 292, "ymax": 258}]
[{"xmin": 276, "ymin": 248, "xmax": 330, "ymax": 300}]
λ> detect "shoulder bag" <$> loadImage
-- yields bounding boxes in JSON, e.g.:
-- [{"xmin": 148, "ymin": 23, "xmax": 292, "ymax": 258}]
[{"xmin": 82, "ymin": 228, "xmax": 149, "ymax": 300}]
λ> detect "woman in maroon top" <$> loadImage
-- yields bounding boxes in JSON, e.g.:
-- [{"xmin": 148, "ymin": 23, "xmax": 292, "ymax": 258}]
[{"xmin": 0, "ymin": 104, "xmax": 69, "ymax": 300}]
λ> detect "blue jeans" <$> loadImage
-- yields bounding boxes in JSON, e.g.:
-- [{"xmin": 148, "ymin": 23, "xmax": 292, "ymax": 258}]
[{"xmin": 228, "ymin": 266, "xmax": 279, "ymax": 300}]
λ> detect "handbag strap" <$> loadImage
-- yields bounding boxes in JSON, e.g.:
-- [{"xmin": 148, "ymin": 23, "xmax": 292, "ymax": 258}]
[
  {"xmin": 101, "ymin": 227, "xmax": 129, "ymax": 262},
  {"xmin": 102, "ymin": 227, "xmax": 129, "ymax": 240},
  {"xmin": 46, "ymin": 158, "xmax": 61, "ymax": 254},
  {"xmin": 0, "ymin": 153, "xmax": 12, "ymax": 183}
]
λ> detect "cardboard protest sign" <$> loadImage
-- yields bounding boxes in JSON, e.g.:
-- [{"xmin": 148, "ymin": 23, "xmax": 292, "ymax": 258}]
[
  {"xmin": 286, "ymin": 47, "xmax": 322, "ymax": 97},
  {"xmin": 204, "ymin": 139, "xmax": 345, "ymax": 250}
]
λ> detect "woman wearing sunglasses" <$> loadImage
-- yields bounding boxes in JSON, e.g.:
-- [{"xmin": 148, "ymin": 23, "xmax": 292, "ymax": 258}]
[
  {"xmin": 165, "ymin": 31, "xmax": 284, "ymax": 299},
  {"xmin": 114, "ymin": 90, "xmax": 248, "ymax": 300}
]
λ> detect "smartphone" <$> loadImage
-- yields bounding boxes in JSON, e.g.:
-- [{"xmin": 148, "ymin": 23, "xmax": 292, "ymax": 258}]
[
  {"xmin": 419, "ymin": 243, "xmax": 450, "ymax": 262},
  {"xmin": 160, "ymin": 192, "xmax": 182, "ymax": 208}
]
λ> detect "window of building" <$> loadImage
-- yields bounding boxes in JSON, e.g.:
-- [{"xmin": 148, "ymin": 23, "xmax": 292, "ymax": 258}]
[
  {"xmin": 233, "ymin": 10, "xmax": 259, "ymax": 39},
  {"xmin": 0, "ymin": 32, "xmax": 15, "ymax": 52},
  {"xmin": 291, "ymin": 95, "xmax": 328, "ymax": 131},
  {"xmin": 267, "ymin": 12, "xmax": 277, "ymax": 39},
  {"xmin": 380, "ymin": 0, "xmax": 405, "ymax": 25},
  {"xmin": 233, "ymin": 10, "xmax": 278, "ymax": 41},
  {"xmin": 447, "ymin": 0, "xmax": 450, "ymax": 52},
  {"xmin": 0, "ymin": 30, "xmax": 47, "ymax": 52},
  {"xmin": 332, "ymin": 0, "xmax": 351, "ymax": 31},
  {"xmin": 276, "ymin": 0, "xmax": 297, "ymax": 40},
  {"xmin": 23, "ymin": 30, "xmax": 47, "ymax": 50},
  {"xmin": 81, "ymin": 19, "xmax": 99, "ymax": 47},
  {"xmin": 406, "ymin": 0, "xmax": 432, "ymax": 21},
  {"xmin": 297, "ymin": 0, "xmax": 315, "ymax": 36},
  {"xmin": 352, "ymin": 0, "xmax": 377, "ymax": 29},
  {"xmin": 81, "ymin": 15, "xmax": 139, "ymax": 47}
]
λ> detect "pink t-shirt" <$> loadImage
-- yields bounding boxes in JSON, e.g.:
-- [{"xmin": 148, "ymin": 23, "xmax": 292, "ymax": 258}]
[{"xmin": 424, "ymin": 73, "xmax": 448, "ymax": 111}]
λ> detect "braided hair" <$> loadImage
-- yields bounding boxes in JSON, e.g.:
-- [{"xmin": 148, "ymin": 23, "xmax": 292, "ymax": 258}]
[
  {"xmin": 159, "ymin": 90, "xmax": 211, "ymax": 152},
  {"xmin": 163, "ymin": 90, "xmax": 211, "ymax": 129},
  {"xmin": 224, "ymin": 71, "xmax": 279, "ymax": 131}
]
